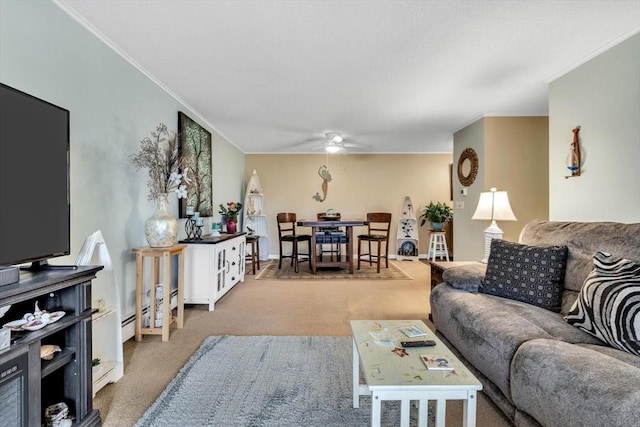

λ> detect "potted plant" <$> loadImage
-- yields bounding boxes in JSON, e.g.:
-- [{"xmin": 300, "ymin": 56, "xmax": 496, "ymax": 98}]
[
  {"xmin": 419, "ymin": 201, "xmax": 453, "ymax": 231},
  {"xmin": 92, "ymin": 357, "xmax": 102, "ymax": 376},
  {"xmin": 218, "ymin": 202, "xmax": 243, "ymax": 234}
]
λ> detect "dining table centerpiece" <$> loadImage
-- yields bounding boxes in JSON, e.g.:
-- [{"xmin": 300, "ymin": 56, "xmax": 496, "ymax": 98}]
[
  {"xmin": 218, "ymin": 202, "xmax": 243, "ymax": 234},
  {"xmin": 132, "ymin": 123, "xmax": 191, "ymax": 247}
]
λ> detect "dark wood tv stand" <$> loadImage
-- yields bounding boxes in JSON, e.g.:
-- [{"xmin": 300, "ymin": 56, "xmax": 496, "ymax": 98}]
[{"xmin": 0, "ymin": 266, "xmax": 103, "ymax": 426}]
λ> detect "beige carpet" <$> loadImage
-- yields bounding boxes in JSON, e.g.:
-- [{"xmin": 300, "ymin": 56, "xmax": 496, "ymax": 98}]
[
  {"xmin": 93, "ymin": 260, "xmax": 512, "ymax": 427},
  {"xmin": 256, "ymin": 260, "xmax": 413, "ymax": 280}
]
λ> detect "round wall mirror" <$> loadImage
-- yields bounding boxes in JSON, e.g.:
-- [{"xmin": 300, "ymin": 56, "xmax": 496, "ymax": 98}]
[{"xmin": 457, "ymin": 148, "xmax": 479, "ymax": 187}]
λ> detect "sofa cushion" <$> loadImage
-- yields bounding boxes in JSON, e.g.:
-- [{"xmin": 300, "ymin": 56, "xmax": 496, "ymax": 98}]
[
  {"xmin": 442, "ymin": 263, "xmax": 486, "ymax": 292},
  {"xmin": 480, "ymin": 239, "xmax": 568, "ymax": 311},
  {"xmin": 565, "ymin": 251, "xmax": 640, "ymax": 356},
  {"xmin": 576, "ymin": 342, "xmax": 640, "ymax": 369},
  {"xmin": 431, "ymin": 284, "xmax": 596, "ymax": 403},
  {"xmin": 511, "ymin": 339, "xmax": 640, "ymax": 427}
]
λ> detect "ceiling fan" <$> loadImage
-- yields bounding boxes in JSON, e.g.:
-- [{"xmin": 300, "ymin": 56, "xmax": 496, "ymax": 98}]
[
  {"xmin": 287, "ymin": 130, "xmax": 369, "ymax": 153},
  {"xmin": 324, "ymin": 132, "xmax": 345, "ymax": 153},
  {"xmin": 317, "ymin": 131, "xmax": 369, "ymax": 153}
]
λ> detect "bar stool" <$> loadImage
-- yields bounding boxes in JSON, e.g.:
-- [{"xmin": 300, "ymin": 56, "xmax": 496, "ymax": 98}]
[
  {"xmin": 245, "ymin": 234, "xmax": 260, "ymax": 274},
  {"xmin": 276, "ymin": 212, "xmax": 311, "ymax": 273},
  {"xmin": 427, "ymin": 231, "xmax": 450, "ymax": 261},
  {"xmin": 357, "ymin": 212, "xmax": 392, "ymax": 273}
]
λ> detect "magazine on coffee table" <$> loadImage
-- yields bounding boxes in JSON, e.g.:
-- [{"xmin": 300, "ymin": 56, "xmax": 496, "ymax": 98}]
[
  {"xmin": 420, "ymin": 354, "xmax": 454, "ymax": 370},
  {"xmin": 398, "ymin": 325, "xmax": 428, "ymax": 338}
]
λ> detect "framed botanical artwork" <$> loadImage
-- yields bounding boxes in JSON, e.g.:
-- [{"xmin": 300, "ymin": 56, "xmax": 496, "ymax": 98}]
[{"xmin": 178, "ymin": 112, "xmax": 213, "ymax": 217}]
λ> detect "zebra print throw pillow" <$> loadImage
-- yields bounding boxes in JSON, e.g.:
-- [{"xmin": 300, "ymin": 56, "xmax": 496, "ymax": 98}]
[{"xmin": 565, "ymin": 251, "xmax": 640, "ymax": 356}]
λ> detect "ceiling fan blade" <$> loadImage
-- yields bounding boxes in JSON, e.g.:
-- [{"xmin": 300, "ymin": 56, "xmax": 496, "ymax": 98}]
[
  {"xmin": 342, "ymin": 141, "xmax": 371, "ymax": 150},
  {"xmin": 282, "ymin": 129, "xmax": 372, "ymax": 153},
  {"xmin": 289, "ymin": 136, "xmax": 322, "ymax": 148}
]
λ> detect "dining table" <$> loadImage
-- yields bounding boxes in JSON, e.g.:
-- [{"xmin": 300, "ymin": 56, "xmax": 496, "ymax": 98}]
[{"xmin": 296, "ymin": 218, "xmax": 368, "ymax": 274}]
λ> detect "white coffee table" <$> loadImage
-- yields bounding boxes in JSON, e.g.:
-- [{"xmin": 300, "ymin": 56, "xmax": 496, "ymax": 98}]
[{"xmin": 351, "ymin": 320, "xmax": 482, "ymax": 427}]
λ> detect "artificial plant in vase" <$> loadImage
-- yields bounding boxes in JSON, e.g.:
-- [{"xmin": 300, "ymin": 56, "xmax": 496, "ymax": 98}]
[
  {"xmin": 419, "ymin": 201, "xmax": 453, "ymax": 231},
  {"xmin": 131, "ymin": 123, "xmax": 191, "ymax": 247},
  {"xmin": 218, "ymin": 202, "xmax": 243, "ymax": 234}
]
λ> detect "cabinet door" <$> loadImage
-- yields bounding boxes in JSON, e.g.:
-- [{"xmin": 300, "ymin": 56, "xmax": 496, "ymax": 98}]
[
  {"xmin": 215, "ymin": 237, "xmax": 245, "ymax": 300},
  {"xmin": 184, "ymin": 245, "xmax": 214, "ymax": 303},
  {"xmin": 238, "ymin": 239, "xmax": 246, "ymax": 277},
  {"xmin": 215, "ymin": 245, "xmax": 227, "ymax": 295}
]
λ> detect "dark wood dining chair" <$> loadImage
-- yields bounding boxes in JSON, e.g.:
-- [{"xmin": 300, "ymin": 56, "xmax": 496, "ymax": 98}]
[
  {"xmin": 276, "ymin": 212, "xmax": 311, "ymax": 273},
  {"xmin": 357, "ymin": 212, "xmax": 392, "ymax": 273}
]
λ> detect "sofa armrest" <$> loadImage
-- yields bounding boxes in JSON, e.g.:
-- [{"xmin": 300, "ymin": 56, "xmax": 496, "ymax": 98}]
[{"xmin": 442, "ymin": 263, "xmax": 487, "ymax": 292}]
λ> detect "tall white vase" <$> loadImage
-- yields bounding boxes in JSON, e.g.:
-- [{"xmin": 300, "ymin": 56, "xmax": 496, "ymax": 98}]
[{"xmin": 145, "ymin": 193, "xmax": 178, "ymax": 247}]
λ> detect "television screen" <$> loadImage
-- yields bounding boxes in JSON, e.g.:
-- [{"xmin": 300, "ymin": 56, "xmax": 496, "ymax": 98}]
[{"xmin": 0, "ymin": 83, "xmax": 70, "ymax": 268}]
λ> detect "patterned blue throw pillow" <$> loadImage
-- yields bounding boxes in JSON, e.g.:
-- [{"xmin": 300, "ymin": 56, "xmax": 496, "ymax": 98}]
[
  {"xmin": 479, "ymin": 239, "xmax": 568, "ymax": 311},
  {"xmin": 565, "ymin": 252, "xmax": 640, "ymax": 356}
]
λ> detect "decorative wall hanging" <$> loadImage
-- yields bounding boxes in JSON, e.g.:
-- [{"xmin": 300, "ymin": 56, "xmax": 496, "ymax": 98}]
[
  {"xmin": 457, "ymin": 148, "xmax": 479, "ymax": 187},
  {"xmin": 312, "ymin": 165, "xmax": 332, "ymax": 202},
  {"xmin": 178, "ymin": 112, "xmax": 213, "ymax": 217},
  {"xmin": 565, "ymin": 126, "xmax": 581, "ymax": 178}
]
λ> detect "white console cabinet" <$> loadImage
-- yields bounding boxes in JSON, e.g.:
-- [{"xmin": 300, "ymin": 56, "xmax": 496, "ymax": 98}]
[{"xmin": 181, "ymin": 233, "xmax": 246, "ymax": 311}]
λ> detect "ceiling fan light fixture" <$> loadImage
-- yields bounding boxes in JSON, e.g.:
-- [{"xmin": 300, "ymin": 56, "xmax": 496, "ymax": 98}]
[
  {"xmin": 325, "ymin": 144, "xmax": 340, "ymax": 153},
  {"xmin": 325, "ymin": 132, "xmax": 344, "ymax": 144}
]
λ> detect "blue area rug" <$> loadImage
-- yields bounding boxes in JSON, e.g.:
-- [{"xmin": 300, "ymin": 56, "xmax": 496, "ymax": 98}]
[{"xmin": 135, "ymin": 336, "xmax": 433, "ymax": 426}]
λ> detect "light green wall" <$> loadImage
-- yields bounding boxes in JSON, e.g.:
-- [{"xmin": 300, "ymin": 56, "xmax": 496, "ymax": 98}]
[
  {"xmin": 549, "ymin": 33, "xmax": 640, "ymax": 221},
  {"xmin": 0, "ymin": 0, "xmax": 245, "ymax": 327}
]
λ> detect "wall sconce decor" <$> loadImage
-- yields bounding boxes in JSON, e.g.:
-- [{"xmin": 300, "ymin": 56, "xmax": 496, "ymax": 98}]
[
  {"xmin": 472, "ymin": 187, "xmax": 517, "ymax": 263},
  {"xmin": 565, "ymin": 126, "xmax": 581, "ymax": 178}
]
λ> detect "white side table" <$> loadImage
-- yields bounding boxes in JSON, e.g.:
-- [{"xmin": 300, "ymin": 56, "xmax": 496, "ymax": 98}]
[{"xmin": 427, "ymin": 231, "xmax": 449, "ymax": 261}]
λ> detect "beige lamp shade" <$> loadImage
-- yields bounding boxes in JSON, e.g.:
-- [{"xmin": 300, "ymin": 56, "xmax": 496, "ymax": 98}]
[
  {"xmin": 472, "ymin": 188, "xmax": 517, "ymax": 263},
  {"xmin": 471, "ymin": 188, "xmax": 517, "ymax": 221}
]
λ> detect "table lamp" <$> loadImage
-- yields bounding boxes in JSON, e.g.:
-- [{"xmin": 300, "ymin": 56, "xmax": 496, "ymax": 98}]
[{"xmin": 471, "ymin": 187, "xmax": 517, "ymax": 263}]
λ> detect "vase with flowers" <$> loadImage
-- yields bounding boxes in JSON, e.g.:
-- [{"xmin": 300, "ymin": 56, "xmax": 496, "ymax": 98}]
[
  {"xmin": 218, "ymin": 202, "xmax": 243, "ymax": 234},
  {"xmin": 132, "ymin": 123, "xmax": 190, "ymax": 247}
]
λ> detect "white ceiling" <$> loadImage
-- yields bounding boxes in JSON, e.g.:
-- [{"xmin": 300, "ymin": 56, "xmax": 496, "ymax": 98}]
[{"xmin": 56, "ymin": 1, "xmax": 639, "ymax": 154}]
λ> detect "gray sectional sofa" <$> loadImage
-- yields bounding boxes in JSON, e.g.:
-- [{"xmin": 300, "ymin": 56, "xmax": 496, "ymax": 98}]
[{"xmin": 430, "ymin": 220, "xmax": 640, "ymax": 427}]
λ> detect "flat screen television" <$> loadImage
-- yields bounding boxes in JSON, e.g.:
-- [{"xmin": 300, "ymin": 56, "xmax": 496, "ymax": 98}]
[{"xmin": 0, "ymin": 82, "xmax": 71, "ymax": 269}]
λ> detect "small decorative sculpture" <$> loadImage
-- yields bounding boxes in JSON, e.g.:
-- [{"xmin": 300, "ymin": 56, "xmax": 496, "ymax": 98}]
[
  {"xmin": 312, "ymin": 165, "xmax": 332, "ymax": 202},
  {"xmin": 45, "ymin": 402, "xmax": 72, "ymax": 427},
  {"xmin": 566, "ymin": 126, "xmax": 581, "ymax": 178}
]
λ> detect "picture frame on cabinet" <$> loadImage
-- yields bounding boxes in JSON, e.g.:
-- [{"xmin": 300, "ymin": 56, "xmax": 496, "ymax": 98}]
[{"xmin": 178, "ymin": 111, "xmax": 213, "ymax": 218}]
